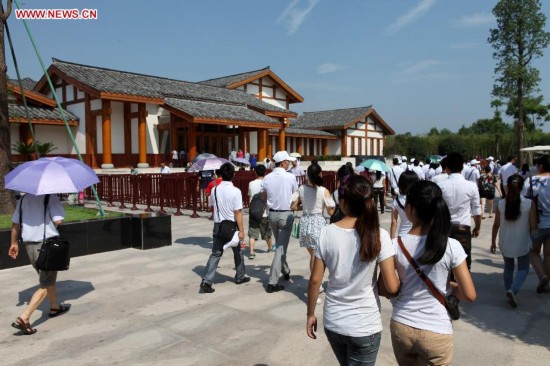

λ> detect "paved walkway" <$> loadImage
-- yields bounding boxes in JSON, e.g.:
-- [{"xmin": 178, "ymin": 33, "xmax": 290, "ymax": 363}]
[{"xmin": 1, "ymin": 201, "xmax": 549, "ymax": 365}]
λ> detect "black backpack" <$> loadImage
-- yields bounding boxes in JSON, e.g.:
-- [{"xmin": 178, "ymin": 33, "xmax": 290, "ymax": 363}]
[{"xmin": 249, "ymin": 193, "xmax": 265, "ymax": 222}]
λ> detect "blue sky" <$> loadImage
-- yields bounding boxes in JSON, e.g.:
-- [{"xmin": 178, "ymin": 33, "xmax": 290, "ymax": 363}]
[{"xmin": 6, "ymin": 0, "xmax": 550, "ymax": 134}]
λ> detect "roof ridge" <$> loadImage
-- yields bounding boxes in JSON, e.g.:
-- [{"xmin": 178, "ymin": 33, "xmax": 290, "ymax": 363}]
[
  {"xmin": 52, "ymin": 58, "xmax": 195, "ymax": 85},
  {"xmin": 303, "ymin": 105, "xmax": 372, "ymax": 114},
  {"xmin": 199, "ymin": 66, "xmax": 270, "ymax": 83}
]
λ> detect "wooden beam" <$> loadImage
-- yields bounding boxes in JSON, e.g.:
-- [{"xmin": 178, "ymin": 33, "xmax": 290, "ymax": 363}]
[
  {"xmin": 138, "ymin": 103, "xmax": 147, "ymax": 166},
  {"xmin": 188, "ymin": 123, "xmax": 197, "ymax": 162},
  {"xmin": 101, "ymin": 99, "xmax": 113, "ymax": 167}
]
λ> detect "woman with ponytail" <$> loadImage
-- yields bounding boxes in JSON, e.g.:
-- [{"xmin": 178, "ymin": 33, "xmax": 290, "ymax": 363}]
[
  {"xmin": 389, "ymin": 180, "xmax": 476, "ymax": 366},
  {"xmin": 491, "ymin": 175, "xmax": 531, "ymax": 308},
  {"xmin": 306, "ymin": 175, "xmax": 399, "ymax": 365}
]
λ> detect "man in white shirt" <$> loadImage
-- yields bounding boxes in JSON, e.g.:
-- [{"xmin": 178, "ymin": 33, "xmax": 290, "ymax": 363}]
[
  {"xmin": 411, "ymin": 159, "xmax": 425, "ymax": 180},
  {"xmin": 160, "ymin": 162, "xmax": 171, "ymax": 174},
  {"xmin": 400, "ymin": 156, "xmax": 408, "ymax": 171},
  {"xmin": 432, "ymin": 158, "xmax": 449, "ymax": 184},
  {"xmin": 247, "ymin": 165, "xmax": 273, "ymax": 259},
  {"xmin": 9, "ymin": 194, "xmax": 68, "ymax": 334},
  {"xmin": 437, "ymin": 152, "xmax": 482, "ymax": 271},
  {"xmin": 464, "ymin": 159, "xmax": 481, "ymax": 184},
  {"xmin": 262, "ymin": 151, "xmax": 298, "ymax": 293},
  {"xmin": 487, "ymin": 156, "xmax": 495, "ymax": 173},
  {"xmin": 389, "ymin": 158, "xmax": 404, "ymax": 196},
  {"xmin": 500, "ymin": 155, "xmax": 518, "ymax": 197},
  {"xmin": 201, "ymin": 163, "xmax": 250, "ymax": 293}
]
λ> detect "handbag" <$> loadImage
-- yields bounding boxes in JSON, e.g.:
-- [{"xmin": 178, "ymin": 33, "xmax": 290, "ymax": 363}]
[
  {"xmin": 34, "ymin": 195, "xmax": 70, "ymax": 271},
  {"xmin": 397, "ymin": 237, "xmax": 460, "ymax": 320},
  {"xmin": 291, "ymin": 220, "xmax": 300, "ymax": 239},
  {"xmin": 213, "ymin": 187, "xmax": 237, "ymax": 244}
]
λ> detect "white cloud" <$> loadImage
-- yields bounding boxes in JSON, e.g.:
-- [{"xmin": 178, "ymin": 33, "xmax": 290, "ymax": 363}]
[
  {"xmin": 391, "ymin": 59, "xmax": 455, "ymax": 84},
  {"xmin": 317, "ymin": 63, "xmax": 346, "ymax": 74},
  {"xmin": 386, "ymin": 0, "xmax": 437, "ymax": 35},
  {"xmin": 277, "ymin": 0, "xmax": 320, "ymax": 35},
  {"xmin": 453, "ymin": 13, "xmax": 494, "ymax": 27}
]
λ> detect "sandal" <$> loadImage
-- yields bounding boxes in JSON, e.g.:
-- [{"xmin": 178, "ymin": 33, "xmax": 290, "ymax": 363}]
[
  {"xmin": 248, "ymin": 253, "xmax": 256, "ymax": 260},
  {"xmin": 49, "ymin": 304, "xmax": 70, "ymax": 318},
  {"xmin": 12, "ymin": 317, "xmax": 37, "ymax": 335}
]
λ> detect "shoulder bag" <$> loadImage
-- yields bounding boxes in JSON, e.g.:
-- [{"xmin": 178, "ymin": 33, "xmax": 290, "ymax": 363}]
[
  {"xmin": 397, "ymin": 237, "xmax": 460, "ymax": 320},
  {"xmin": 214, "ymin": 187, "xmax": 237, "ymax": 244},
  {"xmin": 35, "ymin": 195, "xmax": 71, "ymax": 271}
]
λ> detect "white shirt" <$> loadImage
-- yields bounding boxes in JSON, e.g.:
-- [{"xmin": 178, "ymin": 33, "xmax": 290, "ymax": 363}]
[
  {"xmin": 248, "ymin": 178, "xmax": 267, "ymax": 217},
  {"xmin": 290, "ymin": 165, "xmax": 305, "ymax": 177},
  {"xmin": 400, "ymin": 162, "xmax": 408, "ymax": 171},
  {"xmin": 524, "ymin": 176, "xmax": 550, "ymax": 229},
  {"xmin": 389, "ymin": 166, "xmax": 404, "ymax": 191},
  {"xmin": 299, "ymin": 185, "xmax": 334, "ymax": 215},
  {"xmin": 437, "ymin": 173, "xmax": 482, "ymax": 226},
  {"xmin": 392, "ymin": 195, "xmax": 411, "ymax": 236},
  {"xmin": 262, "ymin": 167, "xmax": 298, "ymax": 210},
  {"xmin": 209, "ymin": 181, "xmax": 243, "ymax": 223},
  {"xmin": 373, "ymin": 176, "xmax": 385, "ymax": 189},
  {"xmin": 171, "ymin": 150, "xmax": 178, "ymax": 159},
  {"xmin": 316, "ymin": 225, "xmax": 394, "ymax": 337},
  {"xmin": 464, "ymin": 166, "xmax": 480, "ymax": 184},
  {"xmin": 411, "ymin": 166, "xmax": 425, "ymax": 180},
  {"xmin": 391, "ymin": 234, "xmax": 467, "ymax": 335},
  {"xmin": 431, "ymin": 173, "xmax": 448, "ymax": 185},
  {"xmin": 12, "ymin": 194, "xmax": 65, "ymax": 242},
  {"xmin": 497, "ymin": 197, "xmax": 531, "ymax": 257},
  {"xmin": 500, "ymin": 162, "xmax": 518, "ymax": 186},
  {"xmin": 160, "ymin": 166, "xmax": 171, "ymax": 174}
]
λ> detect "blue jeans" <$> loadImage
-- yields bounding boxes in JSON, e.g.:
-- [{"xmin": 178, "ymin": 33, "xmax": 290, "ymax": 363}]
[
  {"xmin": 324, "ymin": 328, "xmax": 381, "ymax": 366},
  {"xmin": 503, "ymin": 253, "xmax": 530, "ymax": 294}
]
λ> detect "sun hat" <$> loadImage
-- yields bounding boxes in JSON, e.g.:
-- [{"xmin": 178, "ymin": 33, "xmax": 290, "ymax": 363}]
[
  {"xmin": 470, "ymin": 159, "xmax": 480, "ymax": 165},
  {"xmin": 273, "ymin": 151, "xmax": 296, "ymax": 163},
  {"xmin": 487, "ymin": 156, "xmax": 494, "ymax": 161}
]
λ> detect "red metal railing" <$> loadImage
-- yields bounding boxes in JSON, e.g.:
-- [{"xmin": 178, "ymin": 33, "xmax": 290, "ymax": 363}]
[{"xmin": 93, "ymin": 171, "xmax": 339, "ymax": 216}]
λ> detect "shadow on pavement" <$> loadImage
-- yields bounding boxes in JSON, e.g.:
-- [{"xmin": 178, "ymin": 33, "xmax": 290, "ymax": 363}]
[{"xmin": 174, "ymin": 236, "xmax": 213, "ymax": 249}]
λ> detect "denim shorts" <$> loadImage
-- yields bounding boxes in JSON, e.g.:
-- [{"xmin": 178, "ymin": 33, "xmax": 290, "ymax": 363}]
[{"xmin": 531, "ymin": 227, "xmax": 550, "ymax": 242}]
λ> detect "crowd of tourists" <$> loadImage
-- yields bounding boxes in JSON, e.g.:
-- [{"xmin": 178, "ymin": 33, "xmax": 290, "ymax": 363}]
[{"xmin": 10, "ymin": 147, "xmax": 550, "ymax": 365}]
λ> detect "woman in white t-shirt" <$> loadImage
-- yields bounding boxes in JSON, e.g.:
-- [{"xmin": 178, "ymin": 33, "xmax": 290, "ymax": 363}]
[
  {"xmin": 389, "ymin": 181, "xmax": 476, "ymax": 365},
  {"xmin": 491, "ymin": 175, "xmax": 531, "ymax": 308},
  {"xmin": 390, "ymin": 171, "xmax": 419, "ymax": 239},
  {"xmin": 306, "ymin": 175, "xmax": 400, "ymax": 365}
]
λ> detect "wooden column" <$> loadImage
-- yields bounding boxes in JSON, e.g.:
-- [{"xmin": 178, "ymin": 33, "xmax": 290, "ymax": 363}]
[
  {"xmin": 101, "ymin": 99, "xmax": 114, "ymax": 169},
  {"xmin": 258, "ymin": 129, "xmax": 267, "ymax": 161},
  {"xmin": 341, "ymin": 131, "xmax": 348, "ymax": 157},
  {"xmin": 278, "ymin": 119, "xmax": 286, "ymax": 151},
  {"xmin": 238, "ymin": 128, "xmax": 246, "ymax": 152},
  {"xmin": 137, "ymin": 103, "xmax": 148, "ymax": 168},
  {"xmin": 323, "ymin": 140, "xmax": 328, "ymax": 156},
  {"xmin": 267, "ymin": 135, "xmax": 273, "ymax": 158},
  {"xmin": 188, "ymin": 122, "xmax": 197, "ymax": 162},
  {"xmin": 297, "ymin": 138, "xmax": 303, "ymax": 156}
]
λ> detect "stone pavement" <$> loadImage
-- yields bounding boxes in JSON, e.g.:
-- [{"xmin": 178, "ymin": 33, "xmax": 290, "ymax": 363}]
[{"xmin": 1, "ymin": 201, "xmax": 550, "ymax": 365}]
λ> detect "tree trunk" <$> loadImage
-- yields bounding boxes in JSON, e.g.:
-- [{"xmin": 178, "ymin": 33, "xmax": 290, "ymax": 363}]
[{"xmin": 0, "ymin": 1, "xmax": 15, "ymax": 214}]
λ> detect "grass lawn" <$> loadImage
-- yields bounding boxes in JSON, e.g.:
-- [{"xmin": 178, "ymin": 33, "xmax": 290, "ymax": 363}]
[{"xmin": 0, "ymin": 205, "xmax": 125, "ymax": 230}]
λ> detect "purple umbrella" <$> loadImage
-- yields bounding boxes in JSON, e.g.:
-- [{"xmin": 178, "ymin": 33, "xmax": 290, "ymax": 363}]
[
  {"xmin": 187, "ymin": 157, "xmax": 232, "ymax": 172},
  {"xmin": 232, "ymin": 157, "xmax": 250, "ymax": 165},
  {"xmin": 5, "ymin": 157, "xmax": 99, "ymax": 195}
]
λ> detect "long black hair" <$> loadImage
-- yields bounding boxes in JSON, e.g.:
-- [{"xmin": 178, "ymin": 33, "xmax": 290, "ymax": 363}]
[
  {"xmin": 406, "ymin": 181, "xmax": 451, "ymax": 265},
  {"xmin": 339, "ymin": 175, "xmax": 381, "ymax": 262},
  {"xmin": 398, "ymin": 171, "xmax": 419, "ymax": 195},
  {"xmin": 505, "ymin": 175, "xmax": 524, "ymax": 221},
  {"xmin": 307, "ymin": 163, "xmax": 324, "ymax": 187}
]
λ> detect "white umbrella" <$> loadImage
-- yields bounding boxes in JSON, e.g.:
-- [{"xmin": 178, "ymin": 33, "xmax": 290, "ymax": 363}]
[{"xmin": 187, "ymin": 157, "xmax": 232, "ymax": 172}]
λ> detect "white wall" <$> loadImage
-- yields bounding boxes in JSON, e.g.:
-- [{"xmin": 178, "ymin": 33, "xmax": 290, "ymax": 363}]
[
  {"xmin": 249, "ymin": 131, "xmax": 258, "ymax": 154},
  {"xmin": 147, "ymin": 104, "xmax": 162, "ymax": 154},
  {"xmin": 66, "ymin": 102, "xmax": 86, "ymax": 153},
  {"xmin": 111, "ymin": 102, "xmax": 125, "ymax": 153}
]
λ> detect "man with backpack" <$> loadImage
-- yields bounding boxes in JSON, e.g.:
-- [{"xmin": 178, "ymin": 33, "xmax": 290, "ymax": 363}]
[{"xmin": 248, "ymin": 165, "xmax": 273, "ymax": 260}]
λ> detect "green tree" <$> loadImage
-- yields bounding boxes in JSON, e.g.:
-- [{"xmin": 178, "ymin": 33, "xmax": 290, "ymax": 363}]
[{"xmin": 488, "ymin": 0, "xmax": 550, "ymax": 164}]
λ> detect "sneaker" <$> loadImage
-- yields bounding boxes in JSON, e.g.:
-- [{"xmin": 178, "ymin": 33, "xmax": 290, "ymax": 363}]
[
  {"xmin": 266, "ymin": 284, "xmax": 285, "ymax": 293},
  {"xmin": 266, "ymin": 248, "xmax": 274, "ymax": 253},
  {"xmin": 248, "ymin": 253, "xmax": 256, "ymax": 260},
  {"xmin": 506, "ymin": 290, "xmax": 518, "ymax": 308},
  {"xmin": 200, "ymin": 282, "xmax": 215, "ymax": 293},
  {"xmin": 235, "ymin": 276, "xmax": 251, "ymax": 285}
]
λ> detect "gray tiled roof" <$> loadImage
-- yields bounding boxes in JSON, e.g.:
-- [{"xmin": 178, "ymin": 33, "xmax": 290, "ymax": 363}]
[
  {"xmin": 268, "ymin": 127, "xmax": 336, "ymax": 137},
  {"xmin": 199, "ymin": 67, "xmax": 270, "ymax": 87},
  {"xmin": 51, "ymin": 59, "xmax": 290, "ymax": 115},
  {"xmin": 9, "ymin": 104, "xmax": 79, "ymax": 122},
  {"xmin": 9, "ymin": 78, "xmax": 37, "ymax": 90},
  {"xmin": 165, "ymin": 98, "xmax": 279, "ymax": 126},
  {"xmin": 297, "ymin": 106, "xmax": 373, "ymax": 129}
]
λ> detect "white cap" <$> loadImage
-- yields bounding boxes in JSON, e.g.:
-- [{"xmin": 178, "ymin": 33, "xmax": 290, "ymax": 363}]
[
  {"xmin": 470, "ymin": 159, "xmax": 480, "ymax": 165},
  {"xmin": 487, "ymin": 156, "xmax": 494, "ymax": 161},
  {"xmin": 273, "ymin": 151, "xmax": 296, "ymax": 163},
  {"xmin": 401, "ymin": 156, "xmax": 407, "ymax": 161},
  {"xmin": 410, "ymin": 158, "xmax": 415, "ymax": 163}
]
